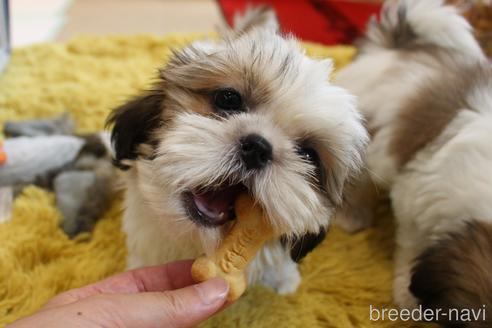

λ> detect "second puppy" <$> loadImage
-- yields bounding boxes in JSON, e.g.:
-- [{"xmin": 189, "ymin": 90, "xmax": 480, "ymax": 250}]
[{"xmin": 336, "ymin": 1, "xmax": 492, "ymax": 326}]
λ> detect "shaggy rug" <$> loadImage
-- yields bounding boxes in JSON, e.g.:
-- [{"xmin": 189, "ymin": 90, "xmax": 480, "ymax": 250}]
[{"xmin": 0, "ymin": 34, "xmax": 433, "ymax": 328}]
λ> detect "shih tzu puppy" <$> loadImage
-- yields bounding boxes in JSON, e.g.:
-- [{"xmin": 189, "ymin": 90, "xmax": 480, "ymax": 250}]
[
  {"xmin": 107, "ymin": 7, "xmax": 367, "ymax": 294},
  {"xmin": 336, "ymin": 0, "xmax": 492, "ymax": 326}
]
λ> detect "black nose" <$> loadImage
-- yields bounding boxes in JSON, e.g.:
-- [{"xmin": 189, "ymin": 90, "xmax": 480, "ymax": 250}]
[{"xmin": 240, "ymin": 134, "xmax": 273, "ymax": 170}]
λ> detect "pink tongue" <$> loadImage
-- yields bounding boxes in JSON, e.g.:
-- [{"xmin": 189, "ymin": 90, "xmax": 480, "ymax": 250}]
[{"xmin": 192, "ymin": 186, "xmax": 243, "ymax": 222}]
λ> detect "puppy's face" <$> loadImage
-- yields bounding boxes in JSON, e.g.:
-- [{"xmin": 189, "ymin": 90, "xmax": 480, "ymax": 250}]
[{"xmin": 109, "ymin": 26, "xmax": 367, "ymax": 249}]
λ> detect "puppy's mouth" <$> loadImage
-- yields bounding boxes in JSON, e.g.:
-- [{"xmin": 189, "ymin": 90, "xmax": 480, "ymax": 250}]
[{"xmin": 183, "ymin": 184, "xmax": 247, "ymax": 227}]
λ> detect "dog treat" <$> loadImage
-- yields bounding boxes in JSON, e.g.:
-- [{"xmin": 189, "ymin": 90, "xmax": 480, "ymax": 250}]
[{"xmin": 191, "ymin": 193, "xmax": 274, "ymax": 301}]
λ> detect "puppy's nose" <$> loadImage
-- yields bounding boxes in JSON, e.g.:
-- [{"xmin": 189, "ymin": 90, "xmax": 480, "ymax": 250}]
[{"xmin": 240, "ymin": 134, "xmax": 272, "ymax": 170}]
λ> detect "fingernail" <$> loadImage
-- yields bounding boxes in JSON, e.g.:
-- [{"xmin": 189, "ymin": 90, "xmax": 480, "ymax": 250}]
[{"xmin": 194, "ymin": 278, "xmax": 229, "ymax": 305}]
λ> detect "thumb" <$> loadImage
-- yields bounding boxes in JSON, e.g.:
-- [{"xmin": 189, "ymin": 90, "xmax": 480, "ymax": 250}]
[{"xmin": 84, "ymin": 277, "xmax": 229, "ymax": 328}]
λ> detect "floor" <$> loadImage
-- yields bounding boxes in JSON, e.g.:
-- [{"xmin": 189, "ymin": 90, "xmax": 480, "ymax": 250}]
[
  {"xmin": 10, "ymin": 0, "xmax": 223, "ymax": 47},
  {"xmin": 57, "ymin": 0, "xmax": 224, "ymax": 41}
]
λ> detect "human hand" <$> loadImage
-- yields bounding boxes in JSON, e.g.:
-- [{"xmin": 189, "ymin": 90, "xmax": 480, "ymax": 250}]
[{"xmin": 9, "ymin": 260, "xmax": 229, "ymax": 328}]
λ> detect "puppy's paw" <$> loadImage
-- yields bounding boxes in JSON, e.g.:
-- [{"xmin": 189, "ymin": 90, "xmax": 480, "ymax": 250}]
[
  {"xmin": 275, "ymin": 266, "xmax": 301, "ymax": 295},
  {"xmin": 393, "ymin": 274, "xmax": 418, "ymax": 310},
  {"xmin": 259, "ymin": 260, "xmax": 301, "ymax": 295}
]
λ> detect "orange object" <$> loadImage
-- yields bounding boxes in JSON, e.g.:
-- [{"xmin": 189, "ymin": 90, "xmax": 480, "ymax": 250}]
[
  {"xmin": 0, "ymin": 141, "xmax": 7, "ymax": 165},
  {"xmin": 191, "ymin": 194, "xmax": 274, "ymax": 301}
]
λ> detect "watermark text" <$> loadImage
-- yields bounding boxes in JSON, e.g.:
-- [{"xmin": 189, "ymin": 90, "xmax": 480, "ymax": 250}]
[{"xmin": 369, "ymin": 305, "xmax": 487, "ymax": 323}]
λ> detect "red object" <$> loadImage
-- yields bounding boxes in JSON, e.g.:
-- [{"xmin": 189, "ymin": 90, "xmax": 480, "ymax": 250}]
[{"xmin": 217, "ymin": 0, "xmax": 382, "ymax": 45}]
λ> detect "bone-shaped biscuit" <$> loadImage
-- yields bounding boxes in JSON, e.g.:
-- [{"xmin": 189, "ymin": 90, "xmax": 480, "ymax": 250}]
[{"xmin": 191, "ymin": 193, "xmax": 274, "ymax": 301}]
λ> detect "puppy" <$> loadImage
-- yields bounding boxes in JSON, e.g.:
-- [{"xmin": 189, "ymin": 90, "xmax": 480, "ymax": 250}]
[
  {"xmin": 107, "ymin": 8, "xmax": 367, "ymax": 294},
  {"xmin": 336, "ymin": 0, "xmax": 492, "ymax": 326}
]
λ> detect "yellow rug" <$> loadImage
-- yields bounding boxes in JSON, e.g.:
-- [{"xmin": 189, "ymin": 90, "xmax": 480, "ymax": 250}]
[{"xmin": 0, "ymin": 34, "xmax": 432, "ymax": 328}]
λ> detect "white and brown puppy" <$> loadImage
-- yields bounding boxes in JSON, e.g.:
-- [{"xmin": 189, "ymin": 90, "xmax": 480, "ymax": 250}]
[
  {"xmin": 107, "ymin": 8, "xmax": 367, "ymax": 294},
  {"xmin": 336, "ymin": 0, "xmax": 492, "ymax": 326}
]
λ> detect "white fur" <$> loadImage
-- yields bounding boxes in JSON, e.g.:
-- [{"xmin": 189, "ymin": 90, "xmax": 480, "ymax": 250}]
[
  {"xmin": 120, "ymin": 10, "xmax": 368, "ymax": 295},
  {"xmin": 233, "ymin": 6, "xmax": 279, "ymax": 33},
  {"xmin": 364, "ymin": 0, "xmax": 484, "ymax": 60},
  {"xmin": 402, "ymin": 0, "xmax": 483, "ymax": 59},
  {"xmin": 336, "ymin": 0, "xmax": 491, "ymax": 308},
  {"xmin": 391, "ymin": 109, "xmax": 492, "ymax": 307}
]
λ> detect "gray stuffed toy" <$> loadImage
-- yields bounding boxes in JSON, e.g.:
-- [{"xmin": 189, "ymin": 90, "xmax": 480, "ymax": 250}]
[{"xmin": 0, "ymin": 114, "xmax": 117, "ymax": 237}]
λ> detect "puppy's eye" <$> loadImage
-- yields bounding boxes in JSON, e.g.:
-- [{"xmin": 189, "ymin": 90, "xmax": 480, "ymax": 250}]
[
  {"xmin": 214, "ymin": 88, "xmax": 242, "ymax": 112},
  {"xmin": 297, "ymin": 147, "xmax": 320, "ymax": 167}
]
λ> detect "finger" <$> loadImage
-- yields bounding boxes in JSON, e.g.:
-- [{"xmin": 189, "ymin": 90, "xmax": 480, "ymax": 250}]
[
  {"xmin": 68, "ymin": 277, "xmax": 229, "ymax": 328},
  {"xmin": 43, "ymin": 260, "xmax": 195, "ymax": 310}
]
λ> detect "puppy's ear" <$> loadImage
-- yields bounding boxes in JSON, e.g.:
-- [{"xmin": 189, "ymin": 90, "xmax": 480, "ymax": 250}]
[
  {"xmin": 106, "ymin": 91, "xmax": 164, "ymax": 170},
  {"xmin": 223, "ymin": 6, "xmax": 279, "ymax": 38}
]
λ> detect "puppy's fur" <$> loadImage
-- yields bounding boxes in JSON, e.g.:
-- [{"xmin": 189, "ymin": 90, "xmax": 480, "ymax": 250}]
[
  {"xmin": 336, "ymin": 0, "xmax": 492, "ymax": 326},
  {"xmin": 107, "ymin": 8, "xmax": 367, "ymax": 294}
]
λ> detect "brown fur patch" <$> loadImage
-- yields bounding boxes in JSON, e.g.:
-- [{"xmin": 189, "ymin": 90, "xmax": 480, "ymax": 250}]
[
  {"xmin": 162, "ymin": 50, "xmax": 275, "ymax": 112},
  {"xmin": 163, "ymin": 85, "xmax": 213, "ymax": 116},
  {"xmin": 76, "ymin": 134, "xmax": 108, "ymax": 158},
  {"xmin": 410, "ymin": 221, "xmax": 492, "ymax": 327},
  {"xmin": 389, "ymin": 58, "xmax": 489, "ymax": 169}
]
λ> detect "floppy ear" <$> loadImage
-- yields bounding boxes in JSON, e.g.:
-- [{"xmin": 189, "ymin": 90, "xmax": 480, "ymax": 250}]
[{"xmin": 106, "ymin": 90, "xmax": 165, "ymax": 170}]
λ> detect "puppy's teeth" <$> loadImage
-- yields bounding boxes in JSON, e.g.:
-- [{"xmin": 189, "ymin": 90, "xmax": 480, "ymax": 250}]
[{"xmin": 219, "ymin": 212, "xmax": 225, "ymax": 220}]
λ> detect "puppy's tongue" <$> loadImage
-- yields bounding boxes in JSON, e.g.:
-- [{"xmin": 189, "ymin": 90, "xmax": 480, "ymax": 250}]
[{"xmin": 192, "ymin": 185, "xmax": 244, "ymax": 225}]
